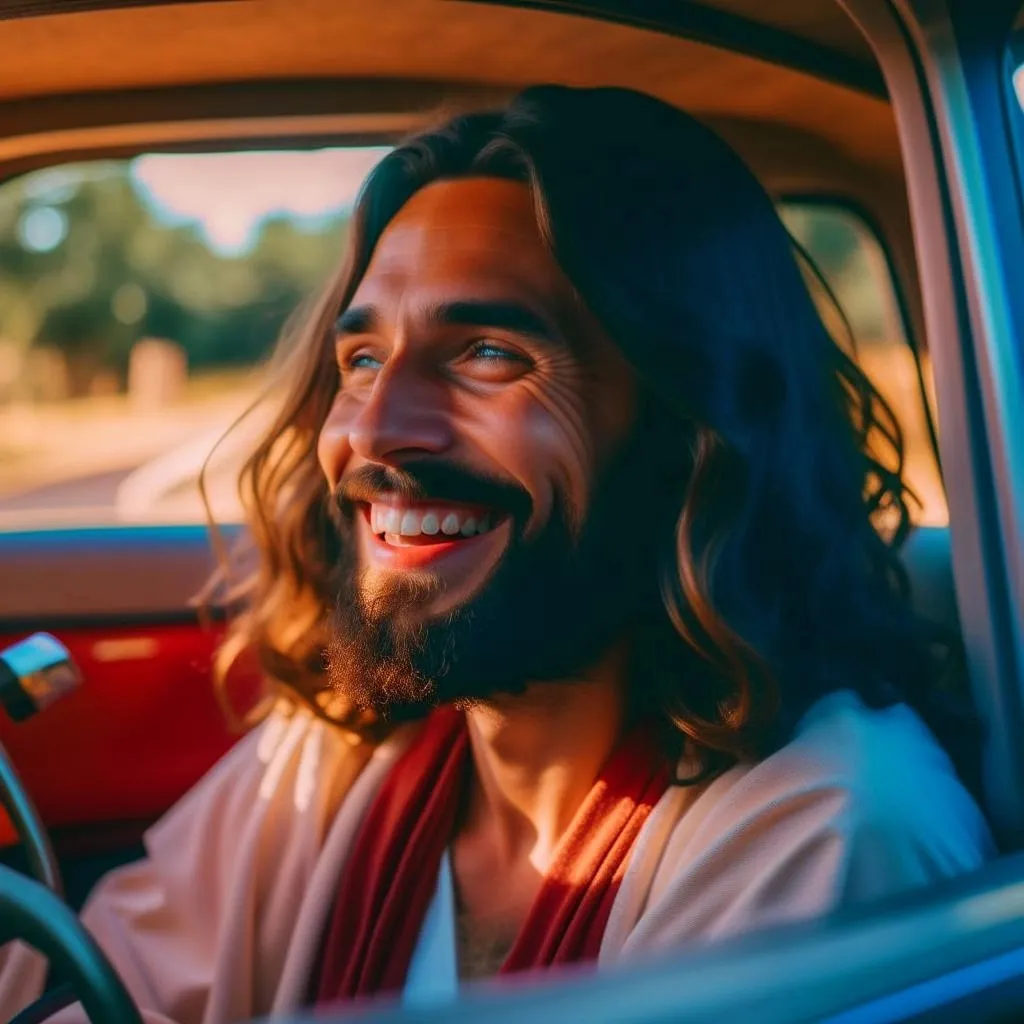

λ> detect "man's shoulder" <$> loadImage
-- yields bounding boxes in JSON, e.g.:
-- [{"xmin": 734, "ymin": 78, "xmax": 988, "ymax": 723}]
[
  {"xmin": 774, "ymin": 690, "xmax": 976, "ymax": 829},
  {"xmin": 651, "ymin": 690, "xmax": 994, "ymax": 901},
  {"xmin": 146, "ymin": 702, "xmax": 381, "ymax": 855},
  {"xmin": 614, "ymin": 692, "xmax": 994, "ymax": 956},
  {"xmin": 709, "ymin": 690, "xmax": 994, "ymax": 890}
]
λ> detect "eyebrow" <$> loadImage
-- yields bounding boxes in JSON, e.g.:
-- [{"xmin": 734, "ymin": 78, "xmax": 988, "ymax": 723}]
[{"xmin": 335, "ymin": 300, "xmax": 563, "ymax": 346}]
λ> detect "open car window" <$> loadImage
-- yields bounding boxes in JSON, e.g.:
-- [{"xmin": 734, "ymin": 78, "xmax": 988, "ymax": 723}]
[
  {"xmin": 0, "ymin": 147, "xmax": 387, "ymax": 530},
  {"xmin": 0, "ymin": 154, "xmax": 945, "ymax": 530}
]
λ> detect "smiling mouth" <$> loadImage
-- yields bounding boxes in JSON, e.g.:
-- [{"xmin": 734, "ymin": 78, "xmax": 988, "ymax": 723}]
[{"xmin": 363, "ymin": 501, "xmax": 506, "ymax": 547}]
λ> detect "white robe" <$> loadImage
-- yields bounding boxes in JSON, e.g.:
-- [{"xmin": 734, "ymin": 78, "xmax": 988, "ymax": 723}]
[{"xmin": 0, "ymin": 689, "xmax": 995, "ymax": 1023}]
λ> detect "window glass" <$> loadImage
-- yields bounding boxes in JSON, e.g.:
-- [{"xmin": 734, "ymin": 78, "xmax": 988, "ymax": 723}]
[
  {"xmin": 0, "ymin": 148, "xmax": 387, "ymax": 528},
  {"xmin": 0, "ymin": 160, "xmax": 946, "ymax": 529},
  {"xmin": 779, "ymin": 203, "xmax": 947, "ymax": 526}
]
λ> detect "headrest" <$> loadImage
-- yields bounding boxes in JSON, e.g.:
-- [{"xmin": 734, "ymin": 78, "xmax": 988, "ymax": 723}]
[{"xmin": 903, "ymin": 526, "xmax": 960, "ymax": 632}]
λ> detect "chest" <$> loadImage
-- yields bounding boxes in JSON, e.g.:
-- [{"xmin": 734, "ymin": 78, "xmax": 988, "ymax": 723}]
[
  {"xmin": 451, "ymin": 834, "xmax": 543, "ymax": 980},
  {"xmin": 455, "ymin": 909, "xmax": 516, "ymax": 981}
]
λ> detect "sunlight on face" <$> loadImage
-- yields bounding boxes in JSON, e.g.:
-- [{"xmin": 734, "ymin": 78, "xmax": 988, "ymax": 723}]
[
  {"xmin": 319, "ymin": 178, "xmax": 636, "ymax": 622},
  {"xmin": 320, "ymin": 178, "xmax": 660, "ymax": 714}
]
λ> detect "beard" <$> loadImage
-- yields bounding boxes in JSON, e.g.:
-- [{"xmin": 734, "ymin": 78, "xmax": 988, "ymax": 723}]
[{"xmin": 324, "ymin": 426, "xmax": 675, "ymax": 720}]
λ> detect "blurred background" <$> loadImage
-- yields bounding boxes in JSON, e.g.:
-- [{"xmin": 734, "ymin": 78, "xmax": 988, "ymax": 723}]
[
  {"xmin": 0, "ymin": 146, "xmax": 386, "ymax": 527},
  {"xmin": 0, "ymin": 145, "xmax": 946, "ymax": 529}
]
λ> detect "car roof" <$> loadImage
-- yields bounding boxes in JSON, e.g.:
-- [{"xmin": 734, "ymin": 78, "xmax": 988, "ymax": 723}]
[
  {"xmin": 699, "ymin": 0, "xmax": 874, "ymax": 61},
  {"xmin": 0, "ymin": 0, "xmax": 899, "ymax": 171}
]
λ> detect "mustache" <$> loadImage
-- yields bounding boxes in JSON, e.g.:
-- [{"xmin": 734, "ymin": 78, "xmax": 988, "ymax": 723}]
[{"xmin": 333, "ymin": 460, "xmax": 533, "ymax": 521}]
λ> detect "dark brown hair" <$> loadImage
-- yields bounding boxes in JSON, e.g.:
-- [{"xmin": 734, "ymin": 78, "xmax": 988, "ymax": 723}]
[{"xmin": 205, "ymin": 85, "xmax": 973, "ymax": 782}]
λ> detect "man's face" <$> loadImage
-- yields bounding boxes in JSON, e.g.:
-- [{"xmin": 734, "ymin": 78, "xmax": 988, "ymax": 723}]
[{"xmin": 318, "ymin": 177, "xmax": 654, "ymax": 713}]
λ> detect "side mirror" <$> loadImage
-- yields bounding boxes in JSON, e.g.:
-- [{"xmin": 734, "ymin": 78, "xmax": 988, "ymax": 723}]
[{"xmin": 0, "ymin": 632, "xmax": 81, "ymax": 723}]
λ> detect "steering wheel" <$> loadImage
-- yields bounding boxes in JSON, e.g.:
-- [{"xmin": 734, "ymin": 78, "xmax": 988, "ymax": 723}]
[
  {"xmin": 0, "ymin": 635, "xmax": 143, "ymax": 1024},
  {"xmin": 0, "ymin": 865, "xmax": 143, "ymax": 1024}
]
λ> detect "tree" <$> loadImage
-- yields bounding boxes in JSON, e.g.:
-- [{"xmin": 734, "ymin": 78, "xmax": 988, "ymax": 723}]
[{"xmin": 0, "ymin": 159, "xmax": 350, "ymax": 395}]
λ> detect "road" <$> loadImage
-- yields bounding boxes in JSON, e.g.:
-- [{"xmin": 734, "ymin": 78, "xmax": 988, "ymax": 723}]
[{"xmin": 0, "ymin": 465, "xmax": 139, "ymax": 513}]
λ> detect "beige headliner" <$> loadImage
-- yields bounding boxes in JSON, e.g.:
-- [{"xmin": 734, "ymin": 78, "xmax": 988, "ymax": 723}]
[{"xmin": 0, "ymin": 0, "xmax": 899, "ymax": 172}]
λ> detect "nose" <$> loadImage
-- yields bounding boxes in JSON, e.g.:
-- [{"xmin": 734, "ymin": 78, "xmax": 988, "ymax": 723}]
[{"xmin": 347, "ymin": 360, "xmax": 454, "ymax": 464}]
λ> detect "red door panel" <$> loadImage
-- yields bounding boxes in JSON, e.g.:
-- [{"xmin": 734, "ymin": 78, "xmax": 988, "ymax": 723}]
[{"xmin": 0, "ymin": 620, "xmax": 252, "ymax": 847}]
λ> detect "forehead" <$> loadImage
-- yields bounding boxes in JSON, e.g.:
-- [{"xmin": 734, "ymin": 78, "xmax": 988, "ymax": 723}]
[{"xmin": 351, "ymin": 177, "xmax": 571, "ymax": 310}]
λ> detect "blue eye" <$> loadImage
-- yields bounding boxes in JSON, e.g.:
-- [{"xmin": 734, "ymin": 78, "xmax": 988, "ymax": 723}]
[
  {"xmin": 471, "ymin": 341, "xmax": 527, "ymax": 363},
  {"xmin": 348, "ymin": 353, "xmax": 383, "ymax": 370}
]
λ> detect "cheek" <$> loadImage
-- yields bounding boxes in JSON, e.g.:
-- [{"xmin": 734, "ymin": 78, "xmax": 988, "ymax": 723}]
[
  {"xmin": 317, "ymin": 395, "xmax": 359, "ymax": 487},
  {"xmin": 464, "ymin": 380, "xmax": 596, "ymax": 534}
]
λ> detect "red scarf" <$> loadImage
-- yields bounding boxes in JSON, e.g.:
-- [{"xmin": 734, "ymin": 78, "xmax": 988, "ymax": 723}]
[{"xmin": 313, "ymin": 706, "xmax": 670, "ymax": 1006}]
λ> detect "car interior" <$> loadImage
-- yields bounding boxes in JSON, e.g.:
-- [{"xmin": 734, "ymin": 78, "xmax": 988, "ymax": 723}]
[{"xmin": 0, "ymin": 1, "xmax": 1022, "ymax": 1022}]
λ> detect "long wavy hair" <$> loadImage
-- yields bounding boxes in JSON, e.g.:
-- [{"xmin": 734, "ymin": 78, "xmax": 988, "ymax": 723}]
[{"xmin": 204, "ymin": 85, "xmax": 976, "ymax": 783}]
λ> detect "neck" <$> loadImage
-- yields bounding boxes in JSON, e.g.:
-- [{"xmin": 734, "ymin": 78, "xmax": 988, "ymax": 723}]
[{"xmin": 459, "ymin": 645, "xmax": 629, "ymax": 873}]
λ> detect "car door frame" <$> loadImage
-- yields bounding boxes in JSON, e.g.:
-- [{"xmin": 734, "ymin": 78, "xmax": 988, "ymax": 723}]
[{"xmin": 835, "ymin": 0, "xmax": 1024, "ymax": 848}]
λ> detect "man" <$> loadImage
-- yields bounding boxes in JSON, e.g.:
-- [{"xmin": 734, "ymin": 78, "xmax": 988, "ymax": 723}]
[{"xmin": 0, "ymin": 85, "xmax": 992, "ymax": 1023}]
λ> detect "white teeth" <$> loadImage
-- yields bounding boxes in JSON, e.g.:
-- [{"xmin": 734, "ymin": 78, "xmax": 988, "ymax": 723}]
[
  {"xmin": 399, "ymin": 511, "xmax": 421, "ymax": 536},
  {"xmin": 369, "ymin": 503, "xmax": 497, "ymax": 540}
]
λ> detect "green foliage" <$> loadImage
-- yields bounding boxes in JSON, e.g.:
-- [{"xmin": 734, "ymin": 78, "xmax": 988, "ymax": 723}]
[
  {"xmin": 779, "ymin": 203, "xmax": 896, "ymax": 346},
  {"xmin": 0, "ymin": 160, "xmax": 348, "ymax": 390},
  {"xmin": 0, "ymin": 162, "xmax": 894, "ymax": 400}
]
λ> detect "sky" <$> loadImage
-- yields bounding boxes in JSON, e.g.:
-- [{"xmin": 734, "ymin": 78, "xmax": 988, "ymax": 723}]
[
  {"xmin": 129, "ymin": 147, "xmax": 391, "ymax": 256},
  {"xmin": 17, "ymin": 78, "xmax": 1024, "ymax": 258}
]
